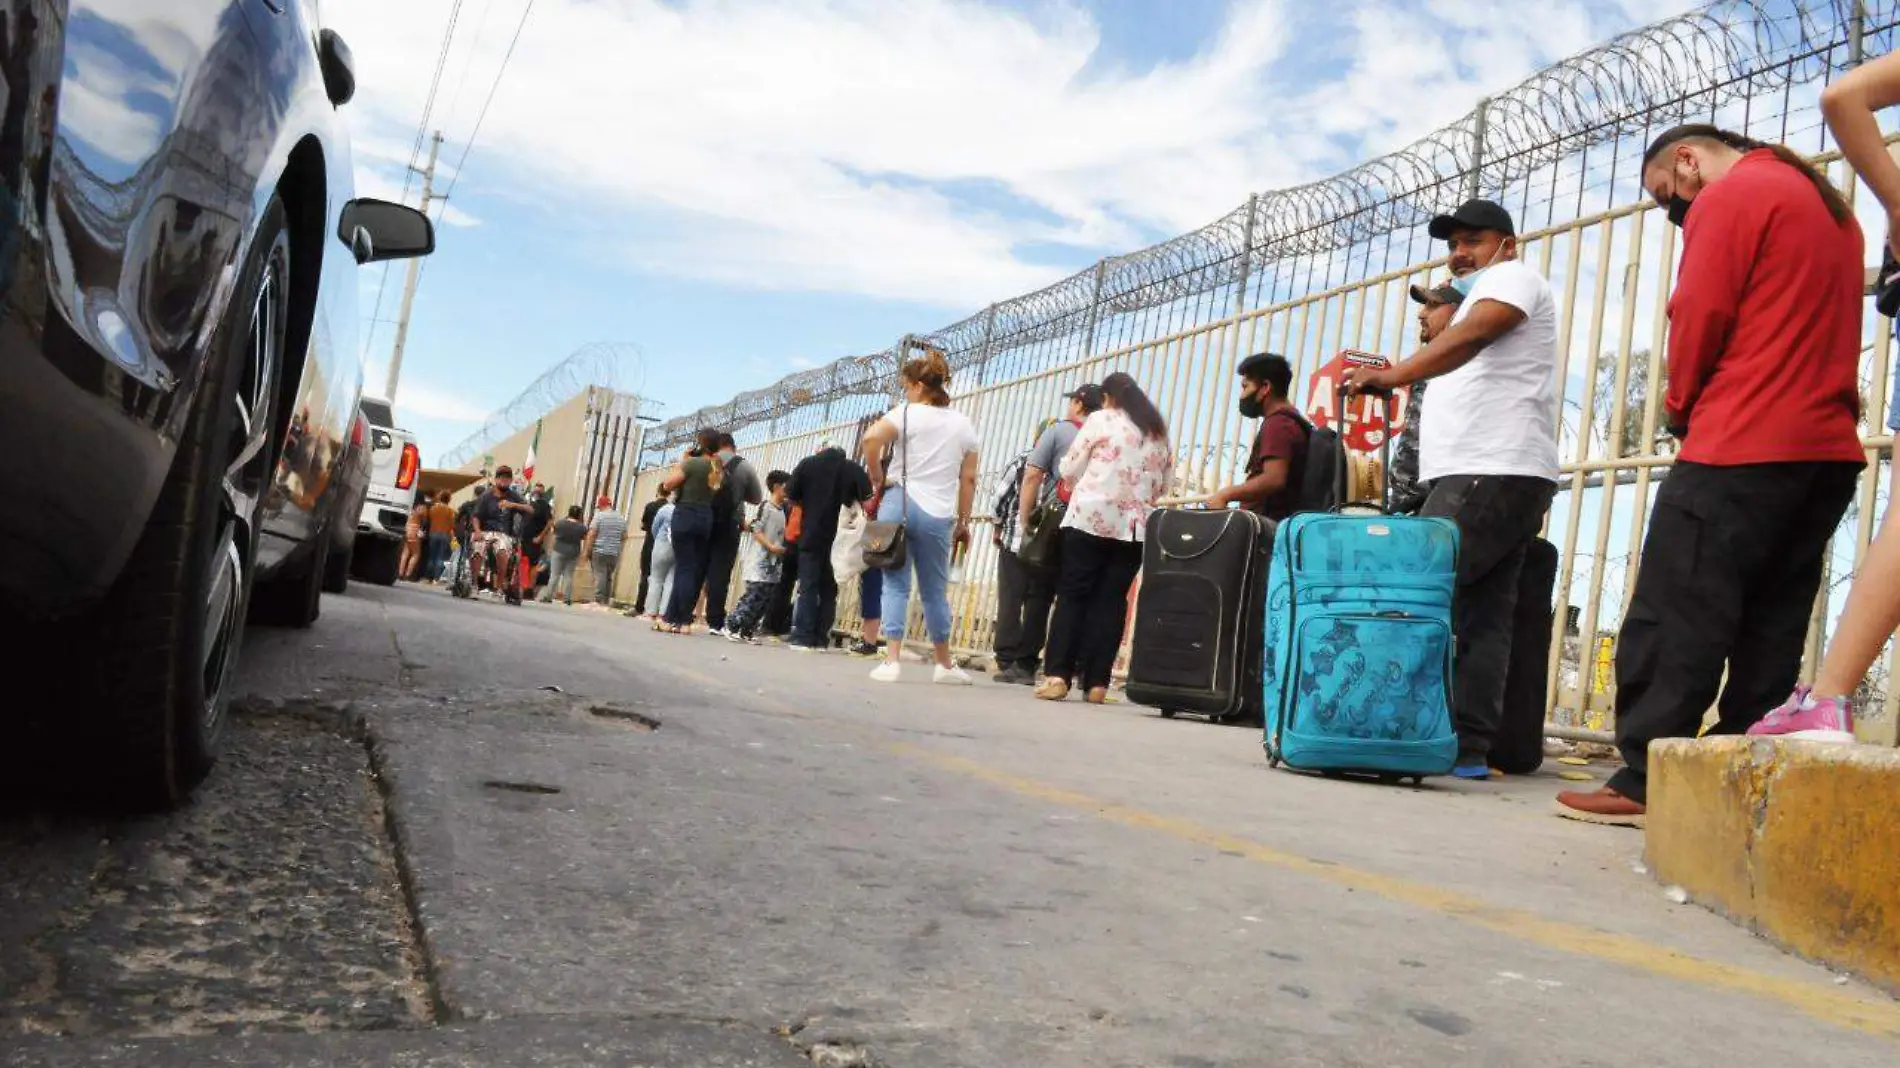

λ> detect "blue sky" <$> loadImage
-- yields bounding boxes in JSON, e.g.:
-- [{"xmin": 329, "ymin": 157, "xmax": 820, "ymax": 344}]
[{"xmin": 323, "ymin": 0, "xmax": 1694, "ymax": 463}]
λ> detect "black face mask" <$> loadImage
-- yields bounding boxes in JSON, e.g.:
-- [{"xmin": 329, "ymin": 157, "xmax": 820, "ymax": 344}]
[
  {"xmin": 1666, "ymin": 193, "xmax": 1694, "ymax": 228},
  {"xmin": 1238, "ymin": 394, "xmax": 1265, "ymax": 419}
]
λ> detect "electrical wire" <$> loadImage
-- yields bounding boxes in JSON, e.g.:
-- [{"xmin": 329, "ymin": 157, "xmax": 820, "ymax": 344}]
[
  {"xmin": 433, "ymin": 0, "xmax": 538, "ymax": 221},
  {"xmin": 364, "ymin": 0, "xmax": 465, "ymax": 365}
]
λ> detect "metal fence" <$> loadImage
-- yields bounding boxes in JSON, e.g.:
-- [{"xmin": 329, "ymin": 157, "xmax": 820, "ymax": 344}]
[{"xmin": 624, "ymin": 0, "xmax": 1900, "ymax": 744}]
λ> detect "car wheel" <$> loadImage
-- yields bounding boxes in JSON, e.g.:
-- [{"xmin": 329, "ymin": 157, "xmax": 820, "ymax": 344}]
[
  {"xmin": 250, "ymin": 530, "xmax": 328, "ymax": 628},
  {"xmin": 322, "ymin": 541, "xmax": 352, "ymax": 593},
  {"xmin": 354, "ymin": 537, "xmax": 401, "ymax": 586},
  {"xmin": 79, "ymin": 197, "xmax": 292, "ymax": 809}
]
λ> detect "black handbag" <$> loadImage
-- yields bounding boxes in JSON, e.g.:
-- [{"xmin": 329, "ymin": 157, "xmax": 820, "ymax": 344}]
[
  {"xmin": 862, "ymin": 403, "xmax": 909, "ymax": 571},
  {"xmin": 1017, "ymin": 497, "xmax": 1065, "ymax": 569}
]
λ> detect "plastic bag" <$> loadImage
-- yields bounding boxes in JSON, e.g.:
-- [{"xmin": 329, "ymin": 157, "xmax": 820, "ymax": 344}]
[{"xmin": 832, "ymin": 503, "xmax": 868, "ymax": 582}]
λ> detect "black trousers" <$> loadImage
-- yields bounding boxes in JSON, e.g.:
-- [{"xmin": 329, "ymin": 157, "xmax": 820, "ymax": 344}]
[
  {"xmin": 763, "ymin": 552, "xmax": 799, "ymax": 637},
  {"xmin": 993, "ymin": 547, "xmax": 1057, "ymax": 672},
  {"xmin": 1606, "ymin": 460, "xmax": 1860, "ymax": 803},
  {"xmin": 1420, "ymin": 474, "xmax": 1558, "ymax": 762},
  {"xmin": 634, "ymin": 531, "xmax": 656, "ymax": 614},
  {"xmin": 791, "ymin": 546, "xmax": 838, "ymax": 647},
  {"xmin": 1043, "ymin": 529, "xmax": 1143, "ymax": 690},
  {"xmin": 705, "ymin": 521, "xmax": 742, "ymax": 628}
]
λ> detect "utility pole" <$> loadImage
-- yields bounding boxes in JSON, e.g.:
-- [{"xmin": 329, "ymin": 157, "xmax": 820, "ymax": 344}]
[{"xmin": 384, "ymin": 130, "xmax": 442, "ymax": 403}]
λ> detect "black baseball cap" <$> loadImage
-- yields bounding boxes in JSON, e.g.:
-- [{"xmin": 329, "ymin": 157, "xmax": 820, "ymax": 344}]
[
  {"xmin": 1428, "ymin": 199, "xmax": 1515, "ymax": 240},
  {"xmin": 1067, "ymin": 384, "xmax": 1104, "ymax": 412},
  {"xmin": 1409, "ymin": 279, "xmax": 1464, "ymax": 305},
  {"xmin": 493, "ymin": 465, "xmax": 514, "ymax": 478}
]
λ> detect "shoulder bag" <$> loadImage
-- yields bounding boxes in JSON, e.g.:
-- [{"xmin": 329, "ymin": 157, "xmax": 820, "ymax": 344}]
[{"xmin": 862, "ymin": 404, "xmax": 909, "ymax": 571}]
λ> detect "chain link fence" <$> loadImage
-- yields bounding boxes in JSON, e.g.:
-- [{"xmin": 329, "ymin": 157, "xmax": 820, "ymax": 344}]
[{"xmin": 622, "ymin": 0, "xmax": 1900, "ymax": 743}]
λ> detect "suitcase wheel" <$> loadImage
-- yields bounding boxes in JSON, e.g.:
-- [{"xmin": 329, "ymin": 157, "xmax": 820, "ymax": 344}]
[{"xmin": 1158, "ymin": 708, "xmax": 1178, "ymax": 719}]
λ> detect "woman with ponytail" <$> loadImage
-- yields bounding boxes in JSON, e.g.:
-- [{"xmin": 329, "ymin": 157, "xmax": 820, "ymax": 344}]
[
  {"xmin": 1035, "ymin": 372, "xmax": 1172, "ymax": 705},
  {"xmin": 860, "ymin": 349, "xmax": 980, "ymax": 685},
  {"xmin": 1557, "ymin": 124, "xmax": 1867, "ymax": 825}
]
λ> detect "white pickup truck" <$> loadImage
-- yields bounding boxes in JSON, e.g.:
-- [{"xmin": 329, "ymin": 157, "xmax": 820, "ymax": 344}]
[{"xmin": 351, "ymin": 396, "xmax": 421, "ymax": 586}]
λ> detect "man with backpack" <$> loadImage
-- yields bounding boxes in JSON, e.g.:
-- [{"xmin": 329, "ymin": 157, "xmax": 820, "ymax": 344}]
[
  {"xmin": 1210, "ymin": 354, "xmax": 1308, "ymax": 519},
  {"xmin": 705, "ymin": 432, "xmax": 764, "ymax": 637},
  {"xmin": 994, "ymin": 386, "xmax": 1102, "ymax": 684}
]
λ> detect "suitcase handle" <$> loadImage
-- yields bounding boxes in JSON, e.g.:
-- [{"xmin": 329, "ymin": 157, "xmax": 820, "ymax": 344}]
[{"xmin": 1337, "ymin": 371, "xmax": 1396, "ymax": 515}]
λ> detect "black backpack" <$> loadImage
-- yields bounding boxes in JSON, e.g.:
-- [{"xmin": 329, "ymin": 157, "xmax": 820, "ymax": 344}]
[{"xmin": 1295, "ymin": 420, "xmax": 1344, "ymax": 513}]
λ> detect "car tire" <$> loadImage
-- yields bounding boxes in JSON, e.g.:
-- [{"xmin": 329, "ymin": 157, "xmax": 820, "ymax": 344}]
[
  {"xmin": 354, "ymin": 537, "xmax": 401, "ymax": 586},
  {"xmin": 250, "ymin": 531, "xmax": 328, "ymax": 628},
  {"xmin": 76, "ymin": 196, "xmax": 293, "ymax": 810},
  {"xmin": 322, "ymin": 541, "xmax": 352, "ymax": 593}
]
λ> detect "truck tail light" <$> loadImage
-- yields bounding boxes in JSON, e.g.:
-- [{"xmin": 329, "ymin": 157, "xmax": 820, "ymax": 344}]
[
  {"xmin": 396, "ymin": 441, "xmax": 420, "ymax": 491},
  {"xmin": 350, "ymin": 413, "xmax": 366, "ymax": 451}
]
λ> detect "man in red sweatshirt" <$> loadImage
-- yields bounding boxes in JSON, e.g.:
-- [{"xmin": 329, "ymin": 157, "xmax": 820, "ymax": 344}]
[{"xmin": 1557, "ymin": 125, "xmax": 1867, "ymax": 826}]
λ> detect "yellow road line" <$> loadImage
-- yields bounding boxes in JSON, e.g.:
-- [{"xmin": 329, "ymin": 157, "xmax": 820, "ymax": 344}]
[{"xmin": 890, "ymin": 743, "xmax": 1900, "ymax": 1040}]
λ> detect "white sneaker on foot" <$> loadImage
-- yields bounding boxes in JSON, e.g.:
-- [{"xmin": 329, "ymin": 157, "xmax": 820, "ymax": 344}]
[
  {"xmin": 869, "ymin": 661, "xmax": 902, "ymax": 683},
  {"xmin": 933, "ymin": 664, "xmax": 973, "ymax": 686}
]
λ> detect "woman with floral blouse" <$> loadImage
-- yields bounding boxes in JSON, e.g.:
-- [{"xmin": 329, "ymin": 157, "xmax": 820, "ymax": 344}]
[{"xmin": 1036, "ymin": 372, "xmax": 1172, "ymax": 703}]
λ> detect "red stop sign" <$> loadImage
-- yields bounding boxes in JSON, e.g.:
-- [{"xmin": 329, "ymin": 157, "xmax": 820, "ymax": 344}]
[{"xmin": 1306, "ymin": 350, "xmax": 1409, "ymax": 452}]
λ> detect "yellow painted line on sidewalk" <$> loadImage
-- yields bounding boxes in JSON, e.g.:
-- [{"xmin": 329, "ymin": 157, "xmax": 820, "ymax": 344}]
[{"xmin": 889, "ymin": 743, "xmax": 1900, "ymax": 1041}]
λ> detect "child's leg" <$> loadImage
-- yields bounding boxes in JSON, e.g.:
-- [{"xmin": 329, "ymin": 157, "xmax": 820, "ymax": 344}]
[{"xmin": 1813, "ymin": 460, "xmax": 1900, "ymax": 699}]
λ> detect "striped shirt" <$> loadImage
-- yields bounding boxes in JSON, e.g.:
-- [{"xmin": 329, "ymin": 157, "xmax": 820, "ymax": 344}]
[{"xmin": 589, "ymin": 509, "xmax": 629, "ymax": 555}]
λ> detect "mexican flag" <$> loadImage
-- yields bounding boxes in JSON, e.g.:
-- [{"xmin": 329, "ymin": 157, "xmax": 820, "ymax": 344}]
[{"xmin": 522, "ymin": 419, "xmax": 541, "ymax": 482}]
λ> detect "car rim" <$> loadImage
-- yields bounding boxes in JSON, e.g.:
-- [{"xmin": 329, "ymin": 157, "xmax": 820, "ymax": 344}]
[{"xmin": 201, "ymin": 253, "xmax": 281, "ymax": 735}]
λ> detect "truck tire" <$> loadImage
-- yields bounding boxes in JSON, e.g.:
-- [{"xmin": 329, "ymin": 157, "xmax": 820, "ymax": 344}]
[
  {"xmin": 73, "ymin": 196, "xmax": 293, "ymax": 809},
  {"xmin": 322, "ymin": 540, "xmax": 352, "ymax": 593},
  {"xmin": 354, "ymin": 536, "xmax": 401, "ymax": 586},
  {"xmin": 251, "ymin": 534, "xmax": 329, "ymax": 628}
]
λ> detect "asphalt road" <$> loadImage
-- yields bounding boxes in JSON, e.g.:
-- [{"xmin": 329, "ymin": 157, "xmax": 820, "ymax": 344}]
[{"xmin": 3, "ymin": 580, "xmax": 1898, "ymax": 1066}]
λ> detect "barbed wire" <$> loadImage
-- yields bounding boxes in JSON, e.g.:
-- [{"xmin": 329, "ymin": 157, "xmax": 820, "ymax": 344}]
[
  {"xmin": 643, "ymin": 0, "xmax": 1892, "ymax": 457},
  {"xmin": 437, "ymin": 342, "xmax": 643, "ymax": 467}
]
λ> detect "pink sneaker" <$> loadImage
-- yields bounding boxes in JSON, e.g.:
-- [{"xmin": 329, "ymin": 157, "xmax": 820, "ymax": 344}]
[{"xmin": 1748, "ymin": 687, "xmax": 1856, "ymax": 743}]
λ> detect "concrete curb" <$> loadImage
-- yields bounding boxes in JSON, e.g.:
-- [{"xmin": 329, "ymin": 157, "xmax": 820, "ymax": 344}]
[{"xmin": 1647, "ymin": 736, "xmax": 1900, "ymax": 996}]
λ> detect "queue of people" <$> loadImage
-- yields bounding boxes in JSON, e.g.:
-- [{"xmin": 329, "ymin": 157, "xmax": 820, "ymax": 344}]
[{"xmin": 441, "ymin": 112, "xmax": 1900, "ymax": 827}]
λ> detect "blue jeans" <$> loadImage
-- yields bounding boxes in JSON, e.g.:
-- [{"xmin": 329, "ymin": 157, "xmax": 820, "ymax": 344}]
[
  {"xmin": 425, "ymin": 532, "xmax": 452, "ymax": 580},
  {"xmin": 665, "ymin": 504, "xmax": 714, "ymax": 625},
  {"xmin": 878, "ymin": 487, "xmax": 954, "ymax": 644}
]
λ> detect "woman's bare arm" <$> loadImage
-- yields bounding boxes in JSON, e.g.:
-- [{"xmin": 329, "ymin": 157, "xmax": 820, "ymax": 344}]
[{"xmin": 1822, "ymin": 52, "xmax": 1900, "ymax": 249}]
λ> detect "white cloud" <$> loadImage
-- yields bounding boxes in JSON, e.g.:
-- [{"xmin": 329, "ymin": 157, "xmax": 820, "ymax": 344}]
[
  {"xmin": 322, "ymin": 0, "xmax": 1661, "ymax": 308},
  {"xmin": 396, "ymin": 380, "xmax": 492, "ymax": 423}
]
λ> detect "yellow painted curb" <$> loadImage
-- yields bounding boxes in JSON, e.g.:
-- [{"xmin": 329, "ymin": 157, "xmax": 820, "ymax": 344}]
[{"xmin": 1648, "ymin": 737, "xmax": 1900, "ymax": 996}]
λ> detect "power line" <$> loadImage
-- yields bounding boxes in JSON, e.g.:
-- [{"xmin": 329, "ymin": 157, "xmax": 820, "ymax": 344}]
[
  {"xmin": 434, "ymin": 0, "xmax": 537, "ymax": 220},
  {"xmin": 438, "ymin": 0, "xmax": 499, "ymax": 141},
  {"xmin": 364, "ymin": 0, "xmax": 465, "ymax": 366},
  {"xmin": 400, "ymin": 0, "xmax": 538, "ymax": 331}
]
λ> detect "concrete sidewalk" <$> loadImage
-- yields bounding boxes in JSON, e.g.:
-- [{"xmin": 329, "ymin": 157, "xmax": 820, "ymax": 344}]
[{"xmin": 381, "ymin": 591, "xmax": 1900, "ymax": 1063}]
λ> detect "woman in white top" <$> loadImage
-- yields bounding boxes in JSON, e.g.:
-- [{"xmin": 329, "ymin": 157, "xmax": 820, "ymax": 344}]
[
  {"xmin": 1036, "ymin": 371, "xmax": 1172, "ymax": 703},
  {"xmin": 861, "ymin": 350, "xmax": 980, "ymax": 685}
]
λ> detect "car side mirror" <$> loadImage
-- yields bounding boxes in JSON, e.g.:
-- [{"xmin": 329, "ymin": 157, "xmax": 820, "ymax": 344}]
[
  {"xmin": 318, "ymin": 30, "xmax": 355, "ymax": 106},
  {"xmin": 338, "ymin": 199, "xmax": 435, "ymax": 264}
]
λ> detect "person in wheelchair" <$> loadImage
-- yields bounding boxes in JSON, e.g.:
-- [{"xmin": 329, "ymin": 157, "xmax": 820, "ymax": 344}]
[{"xmin": 470, "ymin": 466, "xmax": 534, "ymax": 598}]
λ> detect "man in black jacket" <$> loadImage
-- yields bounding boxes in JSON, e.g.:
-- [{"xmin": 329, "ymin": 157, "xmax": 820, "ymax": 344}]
[{"xmin": 785, "ymin": 442, "xmax": 872, "ymax": 652}]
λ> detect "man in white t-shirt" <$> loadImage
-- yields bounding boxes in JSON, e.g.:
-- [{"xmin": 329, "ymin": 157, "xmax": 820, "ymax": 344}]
[{"xmin": 1341, "ymin": 199, "xmax": 1560, "ymax": 779}]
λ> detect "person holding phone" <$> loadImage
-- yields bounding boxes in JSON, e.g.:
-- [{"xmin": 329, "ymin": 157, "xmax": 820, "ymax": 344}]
[{"xmin": 1340, "ymin": 199, "xmax": 1560, "ymax": 781}]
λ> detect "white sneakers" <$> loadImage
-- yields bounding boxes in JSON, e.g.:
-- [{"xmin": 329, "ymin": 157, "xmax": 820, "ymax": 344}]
[{"xmin": 868, "ymin": 662, "xmax": 973, "ymax": 685}]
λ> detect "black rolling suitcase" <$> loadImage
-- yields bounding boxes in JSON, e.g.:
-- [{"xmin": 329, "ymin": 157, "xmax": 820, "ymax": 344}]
[
  {"xmin": 1125, "ymin": 508, "xmax": 1274, "ymax": 723},
  {"xmin": 1491, "ymin": 536, "xmax": 1559, "ymax": 774}
]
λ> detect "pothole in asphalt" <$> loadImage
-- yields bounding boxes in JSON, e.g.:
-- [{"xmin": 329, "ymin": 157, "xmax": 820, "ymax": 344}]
[
  {"xmin": 589, "ymin": 705, "xmax": 661, "ymax": 731},
  {"xmin": 780, "ymin": 1019, "xmax": 882, "ymax": 1067},
  {"xmin": 480, "ymin": 780, "xmax": 564, "ymax": 795}
]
